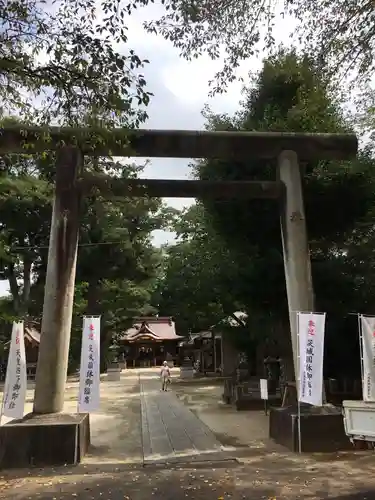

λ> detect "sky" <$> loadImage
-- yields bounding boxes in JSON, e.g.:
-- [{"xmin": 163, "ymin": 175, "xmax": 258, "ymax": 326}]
[
  {"xmin": 124, "ymin": 3, "xmax": 297, "ymax": 246},
  {"xmin": 0, "ymin": 2, "xmax": 297, "ymax": 297}
]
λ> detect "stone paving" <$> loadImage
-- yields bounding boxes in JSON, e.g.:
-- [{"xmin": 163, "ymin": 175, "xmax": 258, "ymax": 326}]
[{"xmin": 140, "ymin": 374, "xmax": 234, "ymax": 465}]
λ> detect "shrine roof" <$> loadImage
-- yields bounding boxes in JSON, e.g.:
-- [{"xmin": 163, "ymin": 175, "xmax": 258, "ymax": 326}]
[
  {"xmin": 120, "ymin": 317, "xmax": 183, "ymax": 342},
  {"xmin": 4, "ymin": 325, "xmax": 40, "ymax": 348},
  {"xmin": 25, "ymin": 326, "xmax": 40, "ymax": 344},
  {"xmin": 185, "ymin": 330, "xmax": 222, "ymax": 345}
]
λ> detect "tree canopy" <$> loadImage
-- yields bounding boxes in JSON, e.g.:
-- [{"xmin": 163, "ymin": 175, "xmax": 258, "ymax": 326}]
[
  {"xmin": 3, "ymin": 0, "xmax": 374, "ymax": 110},
  {"xmin": 154, "ymin": 203, "xmax": 250, "ymax": 335},
  {"xmin": 1, "ymin": 0, "xmax": 151, "ymax": 125},
  {"xmin": 134, "ymin": 0, "xmax": 375, "ymax": 92},
  {"xmin": 155, "ymin": 50, "xmax": 375, "ymax": 377},
  {"xmin": 196, "ymin": 51, "xmax": 375, "ymax": 318},
  {"xmin": 0, "ymin": 145, "xmax": 173, "ymax": 368}
]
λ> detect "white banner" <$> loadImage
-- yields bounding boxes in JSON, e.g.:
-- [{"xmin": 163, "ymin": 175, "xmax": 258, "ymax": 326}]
[
  {"xmin": 260, "ymin": 379, "xmax": 268, "ymax": 400},
  {"xmin": 298, "ymin": 312, "xmax": 326, "ymax": 406},
  {"xmin": 78, "ymin": 316, "xmax": 101, "ymax": 413},
  {"xmin": 2, "ymin": 322, "xmax": 27, "ymax": 419},
  {"xmin": 359, "ymin": 315, "xmax": 375, "ymax": 401}
]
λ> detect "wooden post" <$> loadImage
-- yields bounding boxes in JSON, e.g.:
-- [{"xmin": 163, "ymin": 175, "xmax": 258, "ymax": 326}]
[
  {"xmin": 278, "ymin": 150, "xmax": 315, "ymax": 397},
  {"xmin": 33, "ymin": 147, "xmax": 83, "ymax": 414}
]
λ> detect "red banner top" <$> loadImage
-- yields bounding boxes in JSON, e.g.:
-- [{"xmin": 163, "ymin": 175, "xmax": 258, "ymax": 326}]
[
  {"xmin": 307, "ymin": 320, "xmax": 315, "ymax": 336},
  {"xmin": 88, "ymin": 323, "xmax": 95, "ymax": 340}
]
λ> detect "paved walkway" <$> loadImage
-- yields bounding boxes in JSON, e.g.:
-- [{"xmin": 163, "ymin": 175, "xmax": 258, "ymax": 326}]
[{"xmin": 140, "ymin": 375, "xmax": 234, "ymax": 465}]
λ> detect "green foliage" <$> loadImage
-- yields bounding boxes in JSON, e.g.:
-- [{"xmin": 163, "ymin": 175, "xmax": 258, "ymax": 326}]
[
  {"xmin": 0, "ymin": 150, "xmax": 52, "ymax": 316},
  {"xmin": 155, "ymin": 51, "xmax": 375, "ymax": 373},
  {"xmin": 353, "ymin": 85, "xmax": 375, "ymax": 149},
  {"xmin": 0, "ymin": 0, "xmax": 170, "ymax": 368},
  {"xmin": 73, "ymin": 159, "xmax": 169, "ymax": 338},
  {"xmin": 136, "ymin": 0, "xmax": 375, "ymax": 92},
  {"xmin": 3, "ymin": 0, "xmax": 371, "ymax": 106},
  {"xmin": 0, "ymin": 147, "xmax": 171, "ymax": 367},
  {"xmin": 153, "ymin": 203, "xmax": 250, "ymax": 334},
  {"xmin": 195, "ymin": 52, "xmax": 375, "ymax": 322},
  {"xmin": 0, "ymin": 296, "xmax": 15, "ymax": 356},
  {"xmin": 0, "ymin": 0, "xmax": 151, "ymax": 125}
]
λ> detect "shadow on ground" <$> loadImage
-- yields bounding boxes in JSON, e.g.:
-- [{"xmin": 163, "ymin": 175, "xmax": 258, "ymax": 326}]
[
  {"xmin": 2, "ymin": 459, "xmax": 375, "ymax": 499},
  {"xmin": 0, "ymin": 466, "xmax": 238, "ymax": 499}
]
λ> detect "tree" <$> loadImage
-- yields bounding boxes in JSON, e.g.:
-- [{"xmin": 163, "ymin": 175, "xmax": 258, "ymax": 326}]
[
  {"xmin": 192, "ymin": 51, "xmax": 375, "ymax": 375},
  {"xmin": 0, "ymin": 124, "xmax": 173, "ymax": 368},
  {"xmin": 155, "ymin": 203, "xmax": 281, "ymax": 373},
  {"xmin": 154, "ymin": 203, "xmax": 256, "ymax": 335},
  {"xmin": 4, "ymin": 0, "xmax": 371, "ymax": 113},
  {"xmin": 138, "ymin": 0, "xmax": 375, "ymax": 92},
  {"xmin": 1, "ymin": 0, "xmax": 151, "ymax": 125},
  {"xmin": 74, "ymin": 160, "xmax": 169, "ymax": 366},
  {"xmin": 0, "ymin": 151, "xmax": 52, "ymax": 317},
  {"xmin": 21, "ymin": 156, "xmax": 172, "ymax": 368}
]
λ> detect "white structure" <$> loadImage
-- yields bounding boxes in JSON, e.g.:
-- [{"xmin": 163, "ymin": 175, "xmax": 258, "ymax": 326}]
[{"xmin": 343, "ymin": 400, "xmax": 375, "ymax": 443}]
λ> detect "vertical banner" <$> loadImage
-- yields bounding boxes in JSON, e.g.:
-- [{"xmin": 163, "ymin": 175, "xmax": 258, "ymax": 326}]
[
  {"xmin": 2, "ymin": 321, "xmax": 27, "ymax": 419},
  {"xmin": 260, "ymin": 379, "xmax": 268, "ymax": 400},
  {"xmin": 359, "ymin": 315, "xmax": 375, "ymax": 401},
  {"xmin": 78, "ymin": 316, "xmax": 101, "ymax": 413},
  {"xmin": 298, "ymin": 312, "xmax": 326, "ymax": 406}
]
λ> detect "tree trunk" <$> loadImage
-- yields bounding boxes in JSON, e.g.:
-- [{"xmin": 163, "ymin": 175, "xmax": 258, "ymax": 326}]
[
  {"xmin": 20, "ymin": 257, "xmax": 32, "ymax": 316},
  {"xmin": 7, "ymin": 263, "xmax": 20, "ymax": 315}
]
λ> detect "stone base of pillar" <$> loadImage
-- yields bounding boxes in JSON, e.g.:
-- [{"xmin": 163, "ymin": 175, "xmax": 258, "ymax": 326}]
[
  {"xmin": 235, "ymin": 394, "xmax": 282, "ymax": 411},
  {"xmin": 0, "ymin": 412, "xmax": 90, "ymax": 469},
  {"xmin": 269, "ymin": 404, "xmax": 352, "ymax": 452}
]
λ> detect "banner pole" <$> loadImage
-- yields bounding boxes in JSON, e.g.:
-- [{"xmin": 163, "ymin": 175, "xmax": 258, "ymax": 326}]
[
  {"xmin": 77, "ymin": 316, "xmax": 85, "ymax": 413},
  {"xmin": 0, "ymin": 359, "xmax": 9, "ymax": 427},
  {"xmin": 296, "ymin": 312, "xmax": 302, "ymax": 454},
  {"xmin": 0, "ymin": 381, "xmax": 6, "ymax": 427},
  {"xmin": 0, "ymin": 351, "xmax": 11, "ymax": 425},
  {"xmin": 322, "ymin": 312, "xmax": 326, "ymax": 406},
  {"xmin": 358, "ymin": 314, "xmax": 365, "ymax": 400},
  {"xmin": 297, "ymin": 398, "xmax": 301, "ymax": 454}
]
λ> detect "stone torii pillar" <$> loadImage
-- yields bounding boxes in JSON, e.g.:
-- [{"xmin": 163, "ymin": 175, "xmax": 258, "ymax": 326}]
[
  {"xmin": 278, "ymin": 150, "xmax": 315, "ymax": 396},
  {"xmin": 33, "ymin": 146, "xmax": 83, "ymax": 414}
]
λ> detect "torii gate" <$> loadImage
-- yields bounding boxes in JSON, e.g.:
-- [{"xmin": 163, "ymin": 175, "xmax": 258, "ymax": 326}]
[{"xmin": 0, "ymin": 126, "xmax": 357, "ymax": 464}]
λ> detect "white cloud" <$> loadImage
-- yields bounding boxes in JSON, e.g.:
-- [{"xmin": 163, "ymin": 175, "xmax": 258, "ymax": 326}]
[
  {"xmin": 162, "ymin": 56, "xmax": 253, "ymax": 112},
  {"xmin": 127, "ymin": 7, "xmax": 296, "ymax": 248}
]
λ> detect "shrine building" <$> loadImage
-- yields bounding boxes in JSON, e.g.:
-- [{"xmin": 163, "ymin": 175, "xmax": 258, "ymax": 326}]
[{"xmin": 119, "ymin": 316, "xmax": 183, "ymax": 368}]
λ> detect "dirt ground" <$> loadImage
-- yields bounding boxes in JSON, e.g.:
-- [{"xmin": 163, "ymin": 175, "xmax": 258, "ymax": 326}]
[
  {"xmin": 1, "ymin": 372, "xmax": 375, "ymax": 499},
  {"xmin": 173, "ymin": 379, "xmax": 375, "ymax": 499}
]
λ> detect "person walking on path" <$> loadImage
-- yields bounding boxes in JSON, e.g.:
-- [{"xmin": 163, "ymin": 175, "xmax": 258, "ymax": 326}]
[{"xmin": 160, "ymin": 361, "xmax": 171, "ymax": 391}]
